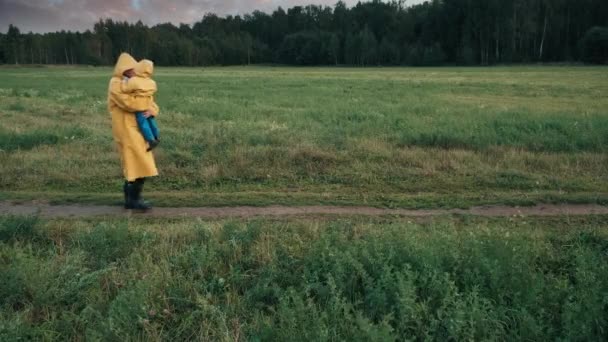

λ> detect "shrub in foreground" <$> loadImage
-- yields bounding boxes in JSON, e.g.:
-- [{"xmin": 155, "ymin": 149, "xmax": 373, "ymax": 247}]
[{"xmin": 0, "ymin": 217, "xmax": 607, "ymax": 340}]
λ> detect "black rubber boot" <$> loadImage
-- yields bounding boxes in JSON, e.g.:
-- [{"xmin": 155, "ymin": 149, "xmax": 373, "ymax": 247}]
[
  {"xmin": 125, "ymin": 179, "xmax": 151, "ymax": 210},
  {"xmin": 123, "ymin": 181, "xmax": 129, "ymax": 209}
]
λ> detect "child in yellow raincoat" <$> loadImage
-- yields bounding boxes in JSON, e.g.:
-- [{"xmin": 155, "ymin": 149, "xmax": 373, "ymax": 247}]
[{"xmin": 121, "ymin": 59, "xmax": 160, "ymax": 151}]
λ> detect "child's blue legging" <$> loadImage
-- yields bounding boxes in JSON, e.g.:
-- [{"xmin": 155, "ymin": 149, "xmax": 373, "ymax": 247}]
[{"xmin": 135, "ymin": 112, "xmax": 159, "ymax": 142}]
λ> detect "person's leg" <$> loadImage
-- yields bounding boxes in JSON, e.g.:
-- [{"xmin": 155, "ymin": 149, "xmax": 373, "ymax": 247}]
[
  {"xmin": 124, "ymin": 177, "xmax": 151, "ymax": 210},
  {"xmin": 123, "ymin": 181, "xmax": 129, "ymax": 208},
  {"xmin": 133, "ymin": 178, "xmax": 145, "ymax": 201},
  {"xmin": 135, "ymin": 112, "xmax": 156, "ymax": 142},
  {"xmin": 147, "ymin": 117, "xmax": 159, "ymax": 140}
]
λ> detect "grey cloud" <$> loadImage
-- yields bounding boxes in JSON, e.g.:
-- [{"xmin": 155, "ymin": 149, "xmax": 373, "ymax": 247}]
[{"xmin": 0, "ymin": 0, "xmax": 423, "ymax": 33}]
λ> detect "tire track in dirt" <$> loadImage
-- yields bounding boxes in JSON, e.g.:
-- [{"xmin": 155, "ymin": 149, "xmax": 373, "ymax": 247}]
[{"xmin": 1, "ymin": 202, "xmax": 607, "ymax": 218}]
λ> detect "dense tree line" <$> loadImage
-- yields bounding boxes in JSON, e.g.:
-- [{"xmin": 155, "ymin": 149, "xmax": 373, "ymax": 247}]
[{"xmin": 1, "ymin": 0, "xmax": 607, "ymax": 66}]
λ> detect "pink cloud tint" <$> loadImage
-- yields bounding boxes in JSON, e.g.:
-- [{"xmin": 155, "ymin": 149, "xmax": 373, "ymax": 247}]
[{"xmin": 0, "ymin": 0, "xmax": 424, "ymax": 33}]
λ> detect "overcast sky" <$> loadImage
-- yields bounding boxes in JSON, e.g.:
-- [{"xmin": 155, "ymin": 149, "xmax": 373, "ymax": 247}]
[{"xmin": 0, "ymin": 0, "xmax": 425, "ymax": 33}]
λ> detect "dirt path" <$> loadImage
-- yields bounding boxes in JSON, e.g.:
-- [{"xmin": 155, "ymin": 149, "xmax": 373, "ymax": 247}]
[{"xmin": 1, "ymin": 201, "xmax": 607, "ymax": 219}]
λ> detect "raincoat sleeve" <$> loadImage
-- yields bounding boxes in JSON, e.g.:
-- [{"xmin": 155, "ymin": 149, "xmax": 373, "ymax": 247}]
[
  {"xmin": 149, "ymin": 79, "xmax": 159, "ymax": 116},
  {"xmin": 120, "ymin": 79, "xmax": 133, "ymax": 93},
  {"xmin": 122, "ymin": 77, "xmax": 152, "ymax": 93},
  {"xmin": 149, "ymin": 98, "xmax": 160, "ymax": 117},
  {"xmin": 109, "ymin": 78, "xmax": 150, "ymax": 113}
]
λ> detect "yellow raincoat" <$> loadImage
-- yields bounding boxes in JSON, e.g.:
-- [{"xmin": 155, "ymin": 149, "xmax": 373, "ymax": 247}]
[
  {"xmin": 108, "ymin": 53, "xmax": 159, "ymax": 181},
  {"xmin": 121, "ymin": 59, "xmax": 157, "ymax": 103}
]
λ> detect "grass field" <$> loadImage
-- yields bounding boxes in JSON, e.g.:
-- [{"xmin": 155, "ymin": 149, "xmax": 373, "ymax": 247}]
[
  {"xmin": 1, "ymin": 66, "xmax": 607, "ymax": 208},
  {"xmin": 2, "ymin": 66, "xmax": 608, "ymax": 340},
  {"xmin": 1, "ymin": 215, "xmax": 608, "ymax": 340}
]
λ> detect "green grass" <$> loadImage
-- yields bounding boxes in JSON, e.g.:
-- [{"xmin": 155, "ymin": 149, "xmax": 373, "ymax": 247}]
[
  {"xmin": 0, "ymin": 66, "xmax": 607, "ymax": 207},
  {"xmin": 0, "ymin": 126, "xmax": 87, "ymax": 152},
  {"xmin": 1, "ymin": 215, "xmax": 607, "ymax": 340}
]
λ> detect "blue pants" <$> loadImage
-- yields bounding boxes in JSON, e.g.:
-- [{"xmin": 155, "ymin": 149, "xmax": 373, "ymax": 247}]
[{"xmin": 135, "ymin": 112, "xmax": 159, "ymax": 142}]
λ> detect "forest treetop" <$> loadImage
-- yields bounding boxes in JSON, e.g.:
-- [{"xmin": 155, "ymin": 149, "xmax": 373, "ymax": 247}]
[{"xmin": 1, "ymin": 0, "xmax": 607, "ymax": 66}]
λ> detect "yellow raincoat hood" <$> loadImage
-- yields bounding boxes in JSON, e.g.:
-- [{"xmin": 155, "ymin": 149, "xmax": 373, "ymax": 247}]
[
  {"xmin": 135, "ymin": 59, "xmax": 154, "ymax": 78},
  {"xmin": 113, "ymin": 53, "xmax": 137, "ymax": 77}
]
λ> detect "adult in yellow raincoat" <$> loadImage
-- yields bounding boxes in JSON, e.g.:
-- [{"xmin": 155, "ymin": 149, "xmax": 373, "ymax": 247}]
[{"xmin": 108, "ymin": 53, "xmax": 159, "ymax": 210}]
